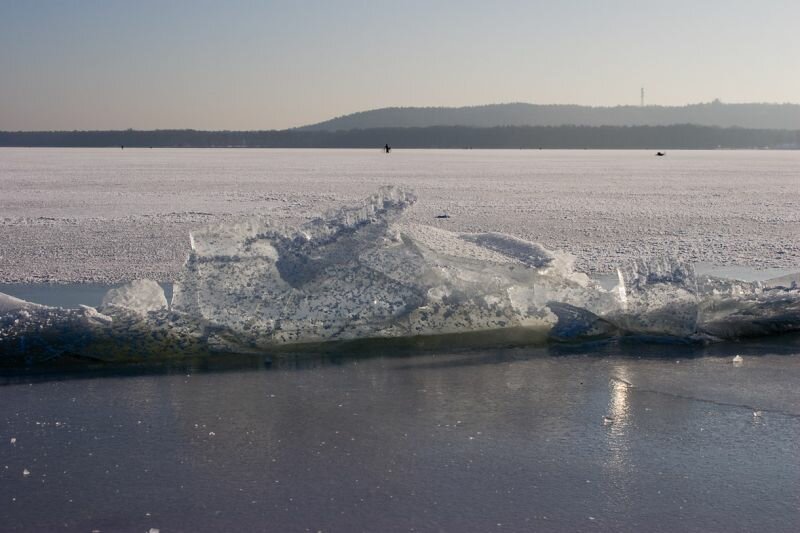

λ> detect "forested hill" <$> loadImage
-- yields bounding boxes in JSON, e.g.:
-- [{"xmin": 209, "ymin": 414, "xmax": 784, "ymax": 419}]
[
  {"xmin": 1, "ymin": 125, "xmax": 799, "ymax": 149},
  {"xmin": 300, "ymin": 102, "xmax": 800, "ymax": 131}
]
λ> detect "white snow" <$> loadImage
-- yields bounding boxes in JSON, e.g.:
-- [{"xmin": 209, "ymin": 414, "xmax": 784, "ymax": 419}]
[{"xmin": 1, "ymin": 148, "xmax": 799, "ymax": 284}]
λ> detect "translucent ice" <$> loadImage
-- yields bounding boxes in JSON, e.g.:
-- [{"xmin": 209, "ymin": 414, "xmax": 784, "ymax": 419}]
[
  {"xmin": 170, "ymin": 186, "xmax": 617, "ymax": 347},
  {"xmin": 610, "ymin": 258, "xmax": 700, "ymax": 337},
  {"xmin": 101, "ymin": 279, "xmax": 167, "ymax": 315}
]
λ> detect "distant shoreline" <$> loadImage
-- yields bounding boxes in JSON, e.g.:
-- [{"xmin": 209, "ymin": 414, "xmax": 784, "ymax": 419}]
[
  {"xmin": 2, "ymin": 146, "xmax": 799, "ymax": 151},
  {"xmin": 2, "ymin": 124, "xmax": 799, "ymax": 150}
]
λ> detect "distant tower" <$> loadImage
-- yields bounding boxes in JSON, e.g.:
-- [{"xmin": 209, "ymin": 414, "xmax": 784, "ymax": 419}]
[{"xmin": 641, "ymin": 87, "xmax": 645, "ymax": 107}]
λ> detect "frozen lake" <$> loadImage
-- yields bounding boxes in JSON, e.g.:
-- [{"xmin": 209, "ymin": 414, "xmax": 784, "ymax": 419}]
[
  {"xmin": 2, "ymin": 148, "xmax": 800, "ymax": 531},
  {"xmin": 1, "ymin": 148, "xmax": 798, "ymax": 283}
]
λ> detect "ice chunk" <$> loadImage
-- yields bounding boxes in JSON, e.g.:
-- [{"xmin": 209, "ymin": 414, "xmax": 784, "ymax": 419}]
[
  {"xmin": 695, "ymin": 274, "xmax": 800, "ymax": 339},
  {"xmin": 79, "ymin": 305, "xmax": 113, "ymax": 325},
  {"xmin": 112, "ymin": 189, "xmax": 800, "ymax": 348},
  {"xmin": 101, "ymin": 280, "xmax": 168, "ymax": 314},
  {"xmin": 171, "ymin": 186, "xmax": 609, "ymax": 346},
  {"xmin": 610, "ymin": 258, "xmax": 700, "ymax": 337},
  {"xmin": 547, "ymin": 302, "xmax": 618, "ymax": 341},
  {"xmin": 763, "ymin": 272, "xmax": 800, "ymax": 289},
  {"xmin": 0, "ymin": 293, "xmax": 42, "ymax": 313}
]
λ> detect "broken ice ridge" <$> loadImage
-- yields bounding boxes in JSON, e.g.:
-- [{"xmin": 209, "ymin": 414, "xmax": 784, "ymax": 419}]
[{"xmin": 2, "ymin": 187, "xmax": 799, "ymax": 363}]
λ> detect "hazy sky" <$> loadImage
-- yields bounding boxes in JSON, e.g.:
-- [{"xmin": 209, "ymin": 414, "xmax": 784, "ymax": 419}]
[{"xmin": 2, "ymin": 0, "xmax": 799, "ymax": 130}]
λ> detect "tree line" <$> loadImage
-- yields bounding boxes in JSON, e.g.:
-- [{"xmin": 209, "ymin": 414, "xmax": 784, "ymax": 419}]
[{"xmin": 1, "ymin": 124, "xmax": 798, "ymax": 149}]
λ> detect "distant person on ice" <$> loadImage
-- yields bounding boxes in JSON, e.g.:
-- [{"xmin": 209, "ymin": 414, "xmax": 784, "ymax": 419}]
[{"xmin": 384, "ymin": 144, "xmax": 391, "ymax": 153}]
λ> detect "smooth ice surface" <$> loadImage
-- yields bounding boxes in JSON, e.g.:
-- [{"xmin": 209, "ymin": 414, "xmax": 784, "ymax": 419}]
[
  {"xmin": 0, "ymin": 283, "xmax": 120, "ymax": 309},
  {"xmin": 2, "ymin": 148, "xmax": 799, "ymax": 283},
  {"xmin": 2, "ymin": 345, "xmax": 800, "ymax": 532}
]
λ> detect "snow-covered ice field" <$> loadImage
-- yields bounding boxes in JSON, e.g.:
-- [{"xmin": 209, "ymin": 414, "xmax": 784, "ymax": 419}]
[
  {"xmin": 3, "ymin": 148, "xmax": 800, "ymax": 533},
  {"xmin": 1, "ymin": 148, "xmax": 798, "ymax": 283}
]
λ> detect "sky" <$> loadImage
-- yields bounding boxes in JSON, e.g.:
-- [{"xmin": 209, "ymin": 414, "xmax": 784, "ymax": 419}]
[{"xmin": 1, "ymin": 0, "xmax": 799, "ymax": 131}]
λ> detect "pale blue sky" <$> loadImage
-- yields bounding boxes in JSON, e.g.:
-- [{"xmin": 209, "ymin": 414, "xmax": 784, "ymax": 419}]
[{"xmin": 1, "ymin": 0, "xmax": 798, "ymax": 130}]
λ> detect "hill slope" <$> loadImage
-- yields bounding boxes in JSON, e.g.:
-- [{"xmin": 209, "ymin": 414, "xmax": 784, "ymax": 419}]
[{"xmin": 300, "ymin": 102, "xmax": 800, "ymax": 131}]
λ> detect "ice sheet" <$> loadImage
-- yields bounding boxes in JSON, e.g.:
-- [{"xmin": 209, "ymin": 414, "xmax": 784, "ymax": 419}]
[{"xmin": 1, "ymin": 148, "xmax": 799, "ymax": 283}]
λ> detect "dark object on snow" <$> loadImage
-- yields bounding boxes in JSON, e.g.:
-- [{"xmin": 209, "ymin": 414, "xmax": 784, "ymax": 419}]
[
  {"xmin": 656, "ymin": 151, "xmax": 666, "ymax": 156},
  {"xmin": 384, "ymin": 144, "xmax": 391, "ymax": 153},
  {"xmin": 435, "ymin": 213, "xmax": 450, "ymax": 219}
]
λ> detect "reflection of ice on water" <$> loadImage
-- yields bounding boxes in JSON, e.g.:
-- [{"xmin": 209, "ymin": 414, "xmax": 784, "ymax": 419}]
[
  {"xmin": 609, "ymin": 371, "xmax": 631, "ymax": 430},
  {"xmin": 605, "ymin": 367, "xmax": 632, "ymax": 461},
  {"xmin": 602, "ymin": 365, "xmax": 635, "ymax": 516}
]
